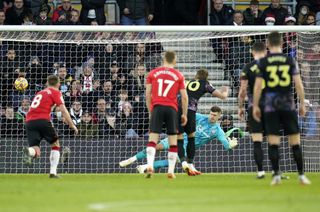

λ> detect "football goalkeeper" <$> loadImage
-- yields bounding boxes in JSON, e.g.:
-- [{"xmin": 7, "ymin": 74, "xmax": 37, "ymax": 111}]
[{"xmin": 119, "ymin": 106, "xmax": 240, "ymax": 174}]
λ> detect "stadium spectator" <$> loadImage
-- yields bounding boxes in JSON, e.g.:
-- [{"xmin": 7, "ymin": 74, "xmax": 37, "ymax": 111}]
[
  {"xmin": 78, "ymin": 111, "xmax": 99, "ymax": 138},
  {"xmin": 25, "ymin": 55, "xmax": 45, "ymax": 92},
  {"xmin": 5, "ymin": 0, "xmax": 33, "ymax": 25},
  {"xmin": 305, "ymin": 13, "xmax": 316, "ymax": 25},
  {"xmin": 93, "ymin": 98, "xmax": 110, "ymax": 123},
  {"xmin": 209, "ymin": 0, "xmax": 234, "ymax": 25},
  {"xmin": 260, "ymin": 0, "xmax": 288, "ymax": 25},
  {"xmin": 285, "ymin": 16, "xmax": 296, "ymax": 25},
  {"xmin": 233, "ymin": 10, "xmax": 244, "ymax": 26},
  {"xmin": 299, "ymin": 100, "xmax": 318, "ymax": 138},
  {"xmin": 22, "ymin": 11, "xmax": 35, "ymax": 24},
  {"xmin": 117, "ymin": 0, "xmax": 154, "ymax": 25},
  {"xmin": 116, "ymin": 89, "xmax": 130, "ymax": 115},
  {"xmin": 264, "ymin": 14, "xmax": 276, "ymax": 25},
  {"xmin": 78, "ymin": 110, "xmax": 99, "ymax": 138},
  {"xmin": 295, "ymin": 1, "xmax": 311, "ymax": 25},
  {"xmin": 80, "ymin": 63, "xmax": 95, "ymax": 93},
  {"xmin": 114, "ymin": 74, "xmax": 135, "ymax": 98},
  {"xmin": 70, "ymin": 100, "xmax": 83, "ymax": 126},
  {"xmin": 16, "ymin": 98, "xmax": 30, "ymax": 122},
  {"xmin": 115, "ymin": 101, "xmax": 138, "ymax": 138},
  {"xmin": 97, "ymin": 43, "xmax": 118, "ymax": 73},
  {"xmin": 57, "ymin": 63, "xmax": 72, "ymax": 94},
  {"xmin": 80, "ymin": 0, "xmax": 106, "ymax": 25},
  {"xmin": 68, "ymin": 9, "xmax": 81, "ymax": 25},
  {"xmin": 243, "ymin": 0, "xmax": 262, "ymax": 25},
  {"xmin": 131, "ymin": 64, "xmax": 146, "ymax": 95},
  {"xmin": 89, "ymin": 80, "xmax": 116, "ymax": 108},
  {"xmin": 35, "ymin": 5, "xmax": 51, "ymax": 25},
  {"xmin": 24, "ymin": 0, "xmax": 49, "ymax": 16},
  {"xmin": 0, "ymin": 47, "xmax": 21, "ymax": 107},
  {"xmin": 52, "ymin": 0, "xmax": 73, "ymax": 24},
  {"xmin": 0, "ymin": 9, "xmax": 6, "ymax": 24},
  {"xmin": 1, "ymin": 1, "xmax": 13, "ymax": 12},
  {"xmin": 64, "ymin": 80, "xmax": 82, "ymax": 107},
  {"xmin": 100, "ymin": 110, "xmax": 116, "ymax": 137},
  {"xmin": 0, "ymin": 106, "xmax": 23, "ymax": 137}
]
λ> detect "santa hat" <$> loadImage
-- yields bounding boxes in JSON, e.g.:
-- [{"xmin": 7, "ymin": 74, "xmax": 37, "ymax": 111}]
[
  {"xmin": 285, "ymin": 16, "xmax": 296, "ymax": 23},
  {"xmin": 265, "ymin": 14, "xmax": 276, "ymax": 22}
]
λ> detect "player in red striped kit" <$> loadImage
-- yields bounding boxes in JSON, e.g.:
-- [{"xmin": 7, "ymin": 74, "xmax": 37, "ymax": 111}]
[
  {"xmin": 23, "ymin": 75, "xmax": 78, "ymax": 178},
  {"xmin": 145, "ymin": 51, "xmax": 188, "ymax": 179}
]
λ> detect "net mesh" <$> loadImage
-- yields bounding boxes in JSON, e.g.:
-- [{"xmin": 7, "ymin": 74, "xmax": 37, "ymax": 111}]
[{"xmin": 0, "ymin": 30, "xmax": 319, "ymax": 173}]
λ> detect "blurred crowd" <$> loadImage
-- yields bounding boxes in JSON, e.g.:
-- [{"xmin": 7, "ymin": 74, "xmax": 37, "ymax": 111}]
[
  {"xmin": 0, "ymin": 41, "xmax": 163, "ymax": 138},
  {"xmin": 0, "ymin": 0, "xmax": 320, "ymax": 26}
]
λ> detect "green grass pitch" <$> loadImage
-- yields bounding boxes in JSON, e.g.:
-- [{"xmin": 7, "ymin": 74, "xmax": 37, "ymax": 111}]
[{"xmin": 0, "ymin": 173, "xmax": 319, "ymax": 212}]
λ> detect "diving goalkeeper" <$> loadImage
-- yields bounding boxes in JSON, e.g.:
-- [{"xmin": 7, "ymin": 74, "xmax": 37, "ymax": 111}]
[{"xmin": 119, "ymin": 106, "xmax": 240, "ymax": 174}]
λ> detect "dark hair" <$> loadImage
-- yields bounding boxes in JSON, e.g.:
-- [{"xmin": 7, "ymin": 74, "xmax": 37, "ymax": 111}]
[
  {"xmin": 210, "ymin": 106, "xmax": 222, "ymax": 113},
  {"xmin": 164, "ymin": 51, "xmax": 176, "ymax": 64},
  {"xmin": 252, "ymin": 42, "xmax": 266, "ymax": 52},
  {"xmin": 47, "ymin": 75, "xmax": 60, "ymax": 86},
  {"xmin": 195, "ymin": 69, "xmax": 209, "ymax": 80},
  {"xmin": 233, "ymin": 10, "xmax": 243, "ymax": 16},
  {"xmin": 0, "ymin": 9, "xmax": 5, "ymax": 13},
  {"xmin": 267, "ymin": 31, "xmax": 283, "ymax": 47}
]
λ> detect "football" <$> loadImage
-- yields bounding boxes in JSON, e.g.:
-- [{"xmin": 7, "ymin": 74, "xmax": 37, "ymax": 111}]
[{"xmin": 14, "ymin": 77, "xmax": 28, "ymax": 91}]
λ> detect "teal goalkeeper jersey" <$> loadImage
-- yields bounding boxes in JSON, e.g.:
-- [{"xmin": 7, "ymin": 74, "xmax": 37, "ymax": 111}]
[
  {"xmin": 193, "ymin": 113, "xmax": 230, "ymax": 150},
  {"xmin": 160, "ymin": 113, "xmax": 231, "ymax": 151}
]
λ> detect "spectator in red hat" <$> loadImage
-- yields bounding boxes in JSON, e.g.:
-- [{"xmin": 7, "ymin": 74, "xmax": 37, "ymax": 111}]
[{"xmin": 264, "ymin": 14, "xmax": 276, "ymax": 25}]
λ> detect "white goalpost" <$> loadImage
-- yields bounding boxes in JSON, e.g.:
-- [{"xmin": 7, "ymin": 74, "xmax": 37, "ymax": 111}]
[{"xmin": 0, "ymin": 26, "xmax": 319, "ymax": 174}]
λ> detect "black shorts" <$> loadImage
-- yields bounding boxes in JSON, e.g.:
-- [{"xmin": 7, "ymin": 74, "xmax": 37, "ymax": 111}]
[
  {"xmin": 247, "ymin": 107, "xmax": 264, "ymax": 134},
  {"xmin": 178, "ymin": 109, "xmax": 196, "ymax": 134},
  {"xmin": 263, "ymin": 110, "xmax": 299, "ymax": 136},
  {"xmin": 26, "ymin": 120, "xmax": 59, "ymax": 147},
  {"xmin": 149, "ymin": 105, "xmax": 178, "ymax": 135}
]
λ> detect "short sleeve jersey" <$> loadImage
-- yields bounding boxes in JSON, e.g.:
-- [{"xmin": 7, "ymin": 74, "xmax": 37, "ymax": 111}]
[
  {"xmin": 256, "ymin": 53, "xmax": 299, "ymax": 112},
  {"xmin": 185, "ymin": 79, "xmax": 215, "ymax": 111},
  {"xmin": 26, "ymin": 87, "xmax": 64, "ymax": 122},
  {"xmin": 241, "ymin": 60, "xmax": 262, "ymax": 107},
  {"xmin": 146, "ymin": 66, "xmax": 185, "ymax": 111}
]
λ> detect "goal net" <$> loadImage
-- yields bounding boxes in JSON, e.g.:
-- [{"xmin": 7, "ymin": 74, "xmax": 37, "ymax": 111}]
[{"xmin": 0, "ymin": 26, "xmax": 319, "ymax": 174}]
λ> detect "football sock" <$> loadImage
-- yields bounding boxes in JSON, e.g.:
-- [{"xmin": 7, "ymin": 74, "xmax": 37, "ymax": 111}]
[
  {"xmin": 253, "ymin": 141, "xmax": 264, "ymax": 172},
  {"xmin": 135, "ymin": 150, "xmax": 146, "ymax": 160},
  {"xmin": 154, "ymin": 160, "xmax": 169, "ymax": 169},
  {"xmin": 50, "ymin": 146, "xmax": 60, "ymax": 175},
  {"xmin": 146, "ymin": 142, "xmax": 156, "ymax": 169},
  {"xmin": 168, "ymin": 145, "xmax": 178, "ymax": 174},
  {"xmin": 186, "ymin": 137, "xmax": 195, "ymax": 163},
  {"xmin": 292, "ymin": 145, "xmax": 304, "ymax": 175},
  {"xmin": 177, "ymin": 139, "xmax": 185, "ymax": 162},
  {"xmin": 268, "ymin": 145, "xmax": 280, "ymax": 176}
]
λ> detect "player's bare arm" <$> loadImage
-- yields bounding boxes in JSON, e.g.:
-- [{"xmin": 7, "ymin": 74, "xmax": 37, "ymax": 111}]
[
  {"xmin": 59, "ymin": 104, "xmax": 78, "ymax": 135},
  {"xmin": 145, "ymin": 84, "xmax": 152, "ymax": 114},
  {"xmin": 253, "ymin": 77, "xmax": 263, "ymax": 122},
  {"xmin": 212, "ymin": 86, "xmax": 229, "ymax": 100},
  {"xmin": 238, "ymin": 79, "xmax": 248, "ymax": 120},
  {"xmin": 180, "ymin": 88, "xmax": 188, "ymax": 126},
  {"xmin": 293, "ymin": 74, "xmax": 306, "ymax": 117}
]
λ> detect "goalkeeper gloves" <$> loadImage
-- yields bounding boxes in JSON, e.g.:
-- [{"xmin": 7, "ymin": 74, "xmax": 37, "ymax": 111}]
[{"xmin": 227, "ymin": 137, "xmax": 238, "ymax": 149}]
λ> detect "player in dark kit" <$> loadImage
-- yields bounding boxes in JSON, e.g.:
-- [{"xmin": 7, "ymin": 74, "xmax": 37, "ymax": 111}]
[
  {"xmin": 239, "ymin": 42, "xmax": 267, "ymax": 179},
  {"xmin": 178, "ymin": 69, "xmax": 229, "ymax": 175},
  {"xmin": 253, "ymin": 32, "xmax": 311, "ymax": 185},
  {"xmin": 145, "ymin": 51, "xmax": 188, "ymax": 179},
  {"xmin": 23, "ymin": 75, "xmax": 78, "ymax": 178}
]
